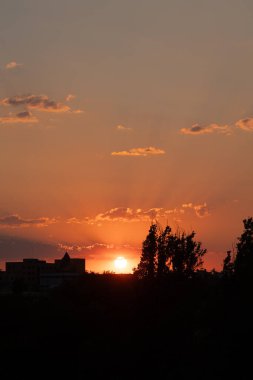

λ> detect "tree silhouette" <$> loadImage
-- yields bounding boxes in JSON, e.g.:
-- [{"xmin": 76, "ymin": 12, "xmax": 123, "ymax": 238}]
[
  {"xmin": 234, "ymin": 217, "xmax": 253, "ymax": 278},
  {"xmin": 157, "ymin": 225, "xmax": 171, "ymax": 277},
  {"xmin": 170, "ymin": 231, "xmax": 206, "ymax": 277},
  {"xmin": 222, "ymin": 251, "xmax": 234, "ymax": 276},
  {"xmin": 134, "ymin": 223, "xmax": 206, "ymax": 279},
  {"xmin": 134, "ymin": 224, "xmax": 158, "ymax": 279}
]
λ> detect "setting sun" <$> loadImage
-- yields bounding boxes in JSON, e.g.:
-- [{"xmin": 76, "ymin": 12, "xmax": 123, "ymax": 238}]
[{"xmin": 114, "ymin": 257, "xmax": 127, "ymax": 272}]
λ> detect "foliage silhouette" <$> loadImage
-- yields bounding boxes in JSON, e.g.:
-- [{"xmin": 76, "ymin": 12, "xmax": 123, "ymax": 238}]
[
  {"xmin": 134, "ymin": 223, "xmax": 158, "ymax": 279},
  {"xmin": 170, "ymin": 230, "xmax": 206, "ymax": 276},
  {"xmin": 134, "ymin": 223, "xmax": 206, "ymax": 279},
  {"xmin": 234, "ymin": 217, "xmax": 253, "ymax": 279},
  {"xmin": 222, "ymin": 250, "xmax": 234, "ymax": 277},
  {"xmin": 157, "ymin": 225, "xmax": 171, "ymax": 277}
]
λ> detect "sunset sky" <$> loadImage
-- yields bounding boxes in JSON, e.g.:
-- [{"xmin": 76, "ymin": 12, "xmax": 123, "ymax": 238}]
[{"xmin": 1, "ymin": 0, "xmax": 253, "ymax": 272}]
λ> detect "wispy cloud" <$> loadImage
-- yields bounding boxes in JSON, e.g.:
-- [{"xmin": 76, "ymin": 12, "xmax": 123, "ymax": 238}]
[
  {"xmin": 0, "ymin": 111, "xmax": 38, "ymax": 124},
  {"xmin": 0, "ymin": 94, "xmax": 71, "ymax": 113},
  {"xmin": 57, "ymin": 241, "xmax": 140, "ymax": 263},
  {"xmin": 57, "ymin": 243, "xmax": 86, "ymax": 252},
  {"xmin": 116, "ymin": 124, "xmax": 132, "ymax": 131},
  {"xmin": 72, "ymin": 109, "xmax": 84, "ymax": 114},
  {"xmin": 235, "ymin": 118, "xmax": 253, "ymax": 132},
  {"xmin": 58, "ymin": 242, "xmax": 114, "ymax": 252},
  {"xmin": 5, "ymin": 61, "xmax": 23, "ymax": 70},
  {"xmin": 182, "ymin": 202, "xmax": 210, "ymax": 218},
  {"xmin": 181, "ymin": 117, "xmax": 253, "ymax": 136},
  {"xmin": 111, "ymin": 147, "xmax": 165, "ymax": 157},
  {"xmin": 66, "ymin": 217, "xmax": 83, "ymax": 224},
  {"xmin": 65, "ymin": 94, "xmax": 76, "ymax": 102},
  {"xmin": 72, "ymin": 203, "xmax": 209, "ymax": 226},
  {"xmin": 67, "ymin": 208, "xmax": 165, "ymax": 225},
  {"xmin": 180, "ymin": 123, "xmax": 231, "ymax": 135},
  {"xmin": 0, "ymin": 214, "xmax": 56, "ymax": 228},
  {"xmin": 91, "ymin": 207, "xmax": 164, "ymax": 223}
]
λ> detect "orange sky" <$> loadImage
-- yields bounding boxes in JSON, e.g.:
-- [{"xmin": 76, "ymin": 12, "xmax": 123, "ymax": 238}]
[{"xmin": 1, "ymin": 1, "xmax": 253, "ymax": 272}]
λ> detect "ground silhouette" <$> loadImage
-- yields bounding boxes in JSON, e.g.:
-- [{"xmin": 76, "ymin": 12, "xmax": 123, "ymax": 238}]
[{"xmin": 1, "ymin": 219, "xmax": 253, "ymax": 379}]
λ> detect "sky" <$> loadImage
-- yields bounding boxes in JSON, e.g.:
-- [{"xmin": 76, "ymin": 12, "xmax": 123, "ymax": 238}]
[{"xmin": 1, "ymin": 0, "xmax": 253, "ymax": 272}]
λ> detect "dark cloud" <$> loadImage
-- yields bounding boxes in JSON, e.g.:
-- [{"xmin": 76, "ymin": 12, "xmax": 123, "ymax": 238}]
[
  {"xmin": 0, "ymin": 235, "xmax": 58, "ymax": 262},
  {"xmin": 0, "ymin": 111, "xmax": 38, "ymax": 124},
  {"xmin": 0, "ymin": 214, "xmax": 56, "ymax": 228},
  {"xmin": 16, "ymin": 111, "xmax": 32, "ymax": 118},
  {"xmin": 0, "ymin": 94, "xmax": 70, "ymax": 113},
  {"xmin": 190, "ymin": 125, "xmax": 203, "ymax": 133},
  {"xmin": 180, "ymin": 123, "xmax": 231, "ymax": 135}
]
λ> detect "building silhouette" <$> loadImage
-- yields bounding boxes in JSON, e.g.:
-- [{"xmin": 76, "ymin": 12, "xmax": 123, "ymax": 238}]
[{"xmin": 4, "ymin": 252, "xmax": 85, "ymax": 291}]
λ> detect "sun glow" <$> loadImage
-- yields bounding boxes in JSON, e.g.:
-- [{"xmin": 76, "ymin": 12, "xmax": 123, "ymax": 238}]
[{"xmin": 114, "ymin": 256, "xmax": 127, "ymax": 272}]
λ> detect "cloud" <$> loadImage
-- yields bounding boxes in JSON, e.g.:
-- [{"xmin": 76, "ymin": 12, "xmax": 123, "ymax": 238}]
[
  {"xmin": 0, "ymin": 235, "xmax": 122, "ymax": 266},
  {"xmin": 72, "ymin": 109, "xmax": 84, "ymax": 114},
  {"xmin": 65, "ymin": 94, "xmax": 76, "ymax": 102},
  {"xmin": 111, "ymin": 147, "xmax": 165, "ymax": 156},
  {"xmin": 180, "ymin": 123, "xmax": 231, "ymax": 135},
  {"xmin": 0, "ymin": 214, "xmax": 56, "ymax": 228},
  {"xmin": 92, "ymin": 207, "xmax": 164, "ymax": 222},
  {"xmin": 5, "ymin": 61, "xmax": 23, "ymax": 70},
  {"xmin": 235, "ymin": 118, "xmax": 253, "ymax": 132},
  {"xmin": 82, "ymin": 207, "xmax": 182, "ymax": 225},
  {"xmin": 0, "ymin": 235, "xmax": 59, "ymax": 261},
  {"xmin": 66, "ymin": 208, "xmax": 165, "ymax": 225},
  {"xmin": 0, "ymin": 94, "xmax": 71, "ymax": 113},
  {"xmin": 57, "ymin": 241, "xmax": 140, "ymax": 265},
  {"xmin": 57, "ymin": 243, "xmax": 87, "ymax": 252},
  {"xmin": 116, "ymin": 124, "xmax": 132, "ymax": 131},
  {"xmin": 67, "ymin": 202, "xmax": 210, "ymax": 227},
  {"xmin": 58, "ymin": 242, "xmax": 115, "ymax": 252},
  {"xmin": 165, "ymin": 208, "xmax": 185, "ymax": 215},
  {"xmin": 66, "ymin": 217, "xmax": 83, "ymax": 224},
  {"xmin": 0, "ymin": 111, "xmax": 38, "ymax": 124},
  {"xmin": 182, "ymin": 202, "xmax": 210, "ymax": 218}
]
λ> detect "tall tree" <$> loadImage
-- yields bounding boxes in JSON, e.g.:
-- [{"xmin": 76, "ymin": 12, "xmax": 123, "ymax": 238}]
[
  {"xmin": 234, "ymin": 217, "xmax": 253, "ymax": 278},
  {"xmin": 134, "ymin": 224, "xmax": 206, "ymax": 279},
  {"xmin": 134, "ymin": 224, "xmax": 158, "ymax": 279},
  {"xmin": 170, "ymin": 231, "xmax": 206, "ymax": 277},
  {"xmin": 222, "ymin": 251, "xmax": 234, "ymax": 276},
  {"xmin": 157, "ymin": 225, "xmax": 171, "ymax": 277},
  {"xmin": 184, "ymin": 231, "xmax": 206, "ymax": 276}
]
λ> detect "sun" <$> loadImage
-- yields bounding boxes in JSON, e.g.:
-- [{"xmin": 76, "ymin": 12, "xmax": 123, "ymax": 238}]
[{"xmin": 114, "ymin": 256, "xmax": 127, "ymax": 272}]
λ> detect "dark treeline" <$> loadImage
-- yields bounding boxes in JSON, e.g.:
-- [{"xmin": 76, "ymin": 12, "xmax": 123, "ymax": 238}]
[
  {"xmin": 1, "ymin": 218, "xmax": 253, "ymax": 379},
  {"xmin": 134, "ymin": 217, "xmax": 253, "ymax": 283}
]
